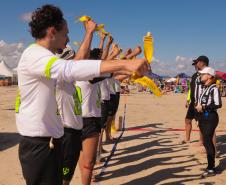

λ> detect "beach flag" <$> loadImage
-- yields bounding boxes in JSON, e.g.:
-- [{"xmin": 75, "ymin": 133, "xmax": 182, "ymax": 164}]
[
  {"xmin": 143, "ymin": 32, "xmax": 154, "ymax": 64},
  {"xmin": 132, "ymin": 32, "xmax": 162, "ymax": 96},
  {"xmin": 111, "ymin": 120, "xmax": 117, "ymax": 133},
  {"xmin": 134, "ymin": 76, "xmax": 162, "ymax": 97}
]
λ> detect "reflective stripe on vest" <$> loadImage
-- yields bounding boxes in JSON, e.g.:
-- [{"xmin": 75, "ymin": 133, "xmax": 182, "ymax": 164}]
[
  {"xmin": 96, "ymin": 84, "xmax": 101, "ymax": 108},
  {"xmin": 45, "ymin": 57, "xmax": 58, "ymax": 79},
  {"xmin": 187, "ymin": 89, "xmax": 191, "ymax": 102},
  {"xmin": 73, "ymin": 86, "xmax": 82, "ymax": 115},
  {"xmin": 15, "ymin": 90, "xmax": 21, "ymax": 113}
]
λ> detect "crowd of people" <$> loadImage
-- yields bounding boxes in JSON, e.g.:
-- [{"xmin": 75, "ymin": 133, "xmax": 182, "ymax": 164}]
[
  {"xmin": 121, "ymin": 74, "xmax": 226, "ymax": 97},
  {"xmin": 14, "ymin": 4, "xmax": 224, "ymax": 185}
]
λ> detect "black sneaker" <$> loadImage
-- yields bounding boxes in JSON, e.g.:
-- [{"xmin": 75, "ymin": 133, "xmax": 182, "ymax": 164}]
[{"xmin": 201, "ymin": 169, "xmax": 216, "ymax": 178}]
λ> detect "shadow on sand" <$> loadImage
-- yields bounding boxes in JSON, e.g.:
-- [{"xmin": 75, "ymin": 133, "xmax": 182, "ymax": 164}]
[
  {"xmin": 215, "ymin": 134, "xmax": 226, "ymax": 175},
  {"xmin": 96, "ymin": 123, "xmax": 205, "ymax": 184}
]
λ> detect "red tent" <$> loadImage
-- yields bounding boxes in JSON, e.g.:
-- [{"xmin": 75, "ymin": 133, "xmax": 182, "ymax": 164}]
[{"xmin": 216, "ymin": 71, "xmax": 226, "ymax": 80}]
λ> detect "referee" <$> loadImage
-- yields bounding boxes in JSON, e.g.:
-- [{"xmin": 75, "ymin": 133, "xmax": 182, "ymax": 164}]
[
  {"xmin": 182, "ymin": 56, "xmax": 209, "ymax": 144},
  {"xmin": 195, "ymin": 67, "xmax": 222, "ymax": 177}
]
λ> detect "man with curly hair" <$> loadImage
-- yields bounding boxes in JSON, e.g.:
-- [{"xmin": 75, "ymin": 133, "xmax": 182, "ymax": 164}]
[{"xmin": 16, "ymin": 4, "xmax": 149, "ymax": 185}]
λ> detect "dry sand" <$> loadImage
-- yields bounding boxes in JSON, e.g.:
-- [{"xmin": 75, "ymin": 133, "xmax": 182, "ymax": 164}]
[{"xmin": 0, "ymin": 86, "xmax": 226, "ymax": 185}]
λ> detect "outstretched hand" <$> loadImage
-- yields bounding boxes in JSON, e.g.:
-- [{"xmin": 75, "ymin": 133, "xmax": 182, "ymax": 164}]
[
  {"xmin": 107, "ymin": 35, "xmax": 113, "ymax": 45},
  {"xmin": 84, "ymin": 20, "xmax": 97, "ymax": 33},
  {"xmin": 125, "ymin": 58, "xmax": 150, "ymax": 77}
]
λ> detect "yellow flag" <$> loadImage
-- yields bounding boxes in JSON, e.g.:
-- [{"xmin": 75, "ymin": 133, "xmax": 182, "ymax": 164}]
[
  {"xmin": 143, "ymin": 32, "xmax": 154, "ymax": 64},
  {"xmin": 100, "ymin": 28, "xmax": 110, "ymax": 36},
  {"xmin": 111, "ymin": 120, "xmax": 117, "ymax": 133},
  {"xmin": 134, "ymin": 76, "xmax": 162, "ymax": 97},
  {"xmin": 96, "ymin": 24, "xmax": 105, "ymax": 31},
  {"xmin": 131, "ymin": 32, "xmax": 161, "ymax": 97},
  {"xmin": 76, "ymin": 15, "xmax": 92, "ymax": 22},
  {"xmin": 76, "ymin": 16, "xmax": 109, "ymax": 34},
  {"xmin": 73, "ymin": 41, "xmax": 81, "ymax": 47}
]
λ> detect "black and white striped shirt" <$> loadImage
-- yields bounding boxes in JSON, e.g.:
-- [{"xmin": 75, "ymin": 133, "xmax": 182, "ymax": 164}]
[
  {"xmin": 194, "ymin": 75, "xmax": 203, "ymax": 105},
  {"xmin": 198, "ymin": 84, "xmax": 222, "ymax": 111}
]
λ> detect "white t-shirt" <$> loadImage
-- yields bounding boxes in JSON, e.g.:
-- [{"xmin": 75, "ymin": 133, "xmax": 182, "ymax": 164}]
[
  {"xmin": 16, "ymin": 44, "xmax": 101, "ymax": 138},
  {"xmin": 100, "ymin": 79, "xmax": 110, "ymax": 101},
  {"xmin": 76, "ymin": 81, "xmax": 101, "ymax": 118},
  {"xmin": 56, "ymin": 81, "xmax": 83, "ymax": 130},
  {"xmin": 107, "ymin": 78, "xmax": 116, "ymax": 95},
  {"xmin": 115, "ymin": 79, "xmax": 121, "ymax": 93}
]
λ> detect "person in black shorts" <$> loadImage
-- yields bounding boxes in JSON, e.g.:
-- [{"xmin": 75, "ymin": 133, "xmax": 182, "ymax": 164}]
[
  {"xmin": 182, "ymin": 56, "xmax": 209, "ymax": 144},
  {"xmin": 56, "ymin": 46, "xmax": 83, "ymax": 185},
  {"xmin": 62, "ymin": 128, "xmax": 82, "ymax": 183}
]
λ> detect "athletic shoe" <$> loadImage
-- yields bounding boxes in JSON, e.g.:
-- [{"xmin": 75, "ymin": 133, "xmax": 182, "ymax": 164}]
[{"xmin": 201, "ymin": 169, "xmax": 216, "ymax": 178}]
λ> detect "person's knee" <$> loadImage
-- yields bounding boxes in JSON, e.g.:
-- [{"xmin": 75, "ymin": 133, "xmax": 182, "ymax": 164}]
[
  {"xmin": 83, "ymin": 160, "xmax": 95, "ymax": 171},
  {"xmin": 63, "ymin": 180, "xmax": 70, "ymax": 185},
  {"xmin": 185, "ymin": 119, "xmax": 192, "ymax": 125}
]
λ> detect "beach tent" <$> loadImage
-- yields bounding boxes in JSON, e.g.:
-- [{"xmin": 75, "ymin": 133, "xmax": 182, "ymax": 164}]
[
  {"xmin": 166, "ymin": 77, "xmax": 177, "ymax": 83},
  {"xmin": 0, "ymin": 60, "xmax": 13, "ymax": 77},
  {"xmin": 145, "ymin": 71, "xmax": 162, "ymax": 79},
  {"xmin": 216, "ymin": 71, "xmax": 226, "ymax": 81},
  {"xmin": 175, "ymin": 73, "xmax": 190, "ymax": 78}
]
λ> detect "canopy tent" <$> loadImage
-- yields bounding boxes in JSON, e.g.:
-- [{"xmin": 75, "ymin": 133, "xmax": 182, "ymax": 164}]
[
  {"xmin": 216, "ymin": 71, "xmax": 226, "ymax": 81},
  {"xmin": 0, "ymin": 60, "xmax": 13, "ymax": 77},
  {"xmin": 166, "ymin": 77, "xmax": 177, "ymax": 83},
  {"xmin": 145, "ymin": 71, "xmax": 162, "ymax": 79},
  {"xmin": 175, "ymin": 73, "xmax": 190, "ymax": 78}
]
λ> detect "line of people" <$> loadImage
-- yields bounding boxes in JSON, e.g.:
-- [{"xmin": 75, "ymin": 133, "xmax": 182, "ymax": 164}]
[{"xmin": 15, "ymin": 4, "xmax": 148, "ymax": 185}]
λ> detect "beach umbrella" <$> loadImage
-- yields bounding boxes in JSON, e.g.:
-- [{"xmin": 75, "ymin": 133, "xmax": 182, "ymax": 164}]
[
  {"xmin": 166, "ymin": 78, "xmax": 177, "ymax": 83},
  {"xmin": 175, "ymin": 73, "xmax": 190, "ymax": 78},
  {"xmin": 216, "ymin": 71, "xmax": 226, "ymax": 80}
]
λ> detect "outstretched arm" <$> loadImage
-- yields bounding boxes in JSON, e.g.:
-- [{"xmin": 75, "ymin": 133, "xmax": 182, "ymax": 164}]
[
  {"xmin": 101, "ymin": 35, "xmax": 113, "ymax": 59},
  {"xmin": 98, "ymin": 32, "xmax": 106, "ymax": 51},
  {"xmin": 125, "ymin": 46, "xmax": 142, "ymax": 59},
  {"xmin": 74, "ymin": 20, "xmax": 96, "ymax": 60}
]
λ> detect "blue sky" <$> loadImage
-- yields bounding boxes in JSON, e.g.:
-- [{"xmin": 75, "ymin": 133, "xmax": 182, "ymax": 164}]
[{"xmin": 0, "ymin": 0, "xmax": 226, "ymax": 75}]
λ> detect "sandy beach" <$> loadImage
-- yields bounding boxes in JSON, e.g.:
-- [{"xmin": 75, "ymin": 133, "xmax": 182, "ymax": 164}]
[{"xmin": 0, "ymin": 86, "xmax": 226, "ymax": 185}]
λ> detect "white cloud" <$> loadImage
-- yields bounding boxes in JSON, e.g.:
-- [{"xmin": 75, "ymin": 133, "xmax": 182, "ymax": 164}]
[
  {"xmin": 212, "ymin": 61, "xmax": 226, "ymax": 72},
  {"xmin": 152, "ymin": 56, "xmax": 196, "ymax": 76},
  {"xmin": 0, "ymin": 40, "xmax": 24, "ymax": 68},
  {"xmin": 20, "ymin": 12, "xmax": 32, "ymax": 22},
  {"xmin": 175, "ymin": 55, "xmax": 193, "ymax": 63},
  {"xmin": 151, "ymin": 55, "xmax": 226, "ymax": 76},
  {"xmin": 177, "ymin": 64, "xmax": 186, "ymax": 69},
  {"xmin": 176, "ymin": 56, "xmax": 187, "ymax": 62},
  {"xmin": 152, "ymin": 57, "xmax": 160, "ymax": 63}
]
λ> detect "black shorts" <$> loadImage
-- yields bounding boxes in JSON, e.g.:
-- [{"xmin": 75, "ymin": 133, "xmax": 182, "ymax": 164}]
[
  {"xmin": 108, "ymin": 93, "xmax": 120, "ymax": 116},
  {"xmin": 62, "ymin": 128, "xmax": 82, "ymax": 181},
  {"xmin": 82, "ymin": 117, "xmax": 101, "ymax": 140},
  {"xmin": 101, "ymin": 100, "xmax": 110, "ymax": 128},
  {"xmin": 115, "ymin": 92, "xmax": 120, "ymax": 113},
  {"xmin": 19, "ymin": 136, "xmax": 62, "ymax": 185},
  {"xmin": 185, "ymin": 103, "xmax": 195, "ymax": 120}
]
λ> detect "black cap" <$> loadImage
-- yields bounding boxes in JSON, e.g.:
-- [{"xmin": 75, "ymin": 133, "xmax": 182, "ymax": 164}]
[{"xmin": 192, "ymin": 55, "xmax": 209, "ymax": 66}]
